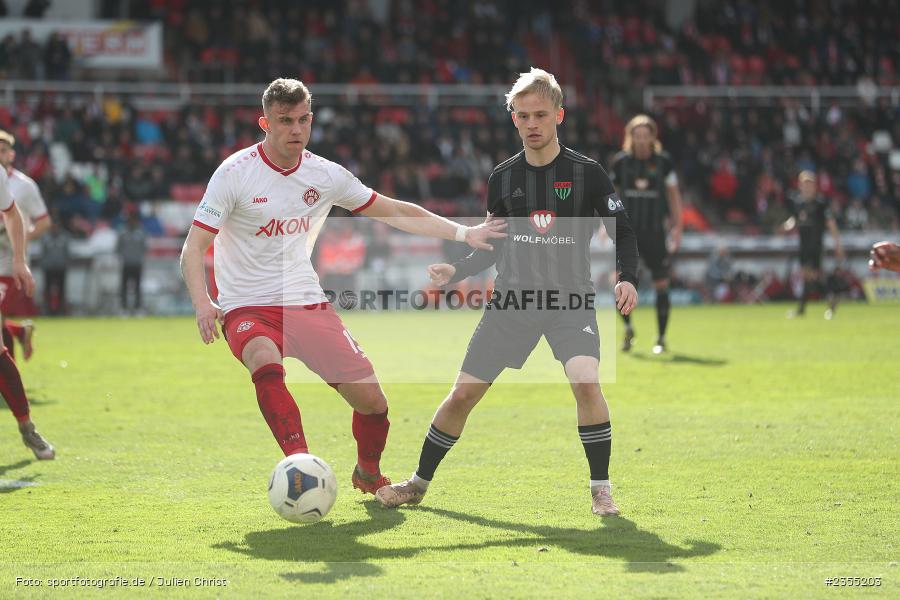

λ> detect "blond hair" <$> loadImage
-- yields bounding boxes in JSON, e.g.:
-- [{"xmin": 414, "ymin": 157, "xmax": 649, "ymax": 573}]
[
  {"xmin": 505, "ymin": 68, "xmax": 563, "ymax": 112},
  {"xmin": 798, "ymin": 170, "xmax": 816, "ymax": 183},
  {"xmin": 262, "ymin": 78, "xmax": 312, "ymax": 114},
  {"xmin": 0, "ymin": 129, "xmax": 14, "ymax": 147},
  {"xmin": 623, "ymin": 114, "xmax": 662, "ymax": 153}
]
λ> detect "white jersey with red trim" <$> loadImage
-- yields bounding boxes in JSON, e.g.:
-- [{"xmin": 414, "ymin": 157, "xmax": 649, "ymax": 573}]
[
  {"xmin": 0, "ymin": 169, "xmax": 11, "ymax": 212},
  {"xmin": 192, "ymin": 143, "xmax": 376, "ymax": 313},
  {"xmin": 0, "ymin": 168, "xmax": 48, "ymax": 276}
]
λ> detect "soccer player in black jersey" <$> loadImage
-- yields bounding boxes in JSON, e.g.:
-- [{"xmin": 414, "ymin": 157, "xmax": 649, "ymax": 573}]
[
  {"xmin": 377, "ymin": 69, "xmax": 639, "ymax": 516},
  {"xmin": 609, "ymin": 115, "xmax": 683, "ymax": 354},
  {"xmin": 783, "ymin": 171, "xmax": 844, "ymax": 319}
]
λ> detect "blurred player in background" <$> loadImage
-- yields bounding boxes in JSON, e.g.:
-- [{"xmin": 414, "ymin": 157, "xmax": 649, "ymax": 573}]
[
  {"xmin": 0, "ymin": 130, "xmax": 50, "ymax": 360},
  {"xmin": 0, "ymin": 167, "xmax": 54, "ymax": 460},
  {"xmin": 180, "ymin": 78, "xmax": 505, "ymax": 496},
  {"xmin": 376, "ymin": 69, "xmax": 638, "ymax": 517},
  {"xmin": 784, "ymin": 171, "xmax": 844, "ymax": 319},
  {"xmin": 609, "ymin": 115, "xmax": 683, "ymax": 354}
]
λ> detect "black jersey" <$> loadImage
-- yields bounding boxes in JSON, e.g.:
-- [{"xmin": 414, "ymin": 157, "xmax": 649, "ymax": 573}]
[
  {"xmin": 609, "ymin": 150, "xmax": 677, "ymax": 234},
  {"xmin": 449, "ymin": 145, "xmax": 638, "ymax": 292},
  {"xmin": 791, "ymin": 193, "xmax": 832, "ymax": 248}
]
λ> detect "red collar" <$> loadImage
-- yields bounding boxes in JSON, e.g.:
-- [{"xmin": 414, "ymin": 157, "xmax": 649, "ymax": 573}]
[{"xmin": 257, "ymin": 142, "xmax": 301, "ymax": 176}]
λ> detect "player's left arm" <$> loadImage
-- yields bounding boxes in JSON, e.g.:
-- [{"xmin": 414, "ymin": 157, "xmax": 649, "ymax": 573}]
[
  {"xmin": 1, "ymin": 202, "xmax": 35, "ymax": 297},
  {"xmin": 665, "ymin": 180, "xmax": 683, "ymax": 252},
  {"xmin": 26, "ymin": 179, "xmax": 51, "ymax": 241},
  {"xmin": 665, "ymin": 155, "xmax": 684, "ymax": 252},
  {"xmin": 358, "ymin": 194, "xmax": 507, "ymax": 251},
  {"xmin": 827, "ymin": 216, "xmax": 843, "ymax": 260},
  {"xmin": 595, "ymin": 165, "xmax": 638, "ymax": 315},
  {"xmin": 28, "ymin": 214, "xmax": 50, "ymax": 241}
]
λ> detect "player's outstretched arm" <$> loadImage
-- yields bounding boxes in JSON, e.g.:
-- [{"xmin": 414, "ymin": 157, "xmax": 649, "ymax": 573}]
[
  {"xmin": 1, "ymin": 203, "xmax": 35, "ymax": 297},
  {"xmin": 180, "ymin": 225, "xmax": 224, "ymax": 344},
  {"xmin": 358, "ymin": 194, "xmax": 507, "ymax": 250}
]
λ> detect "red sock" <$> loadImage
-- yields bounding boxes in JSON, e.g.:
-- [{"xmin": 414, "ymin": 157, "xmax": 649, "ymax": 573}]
[
  {"xmin": 352, "ymin": 409, "xmax": 390, "ymax": 475},
  {"xmin": 252, "ymin": 364, "xmax": 307, "ymax": 456},
  {"xmin": 2, "ymin": 327, "xmax": 14, "ymax": 360},
  {"xmin": 0, "ymin": 348, "xmax": 30, "ymax": 422},
  {"xmin": 6, "ymin": 322, "xmax": 25, "ymax": 343}
]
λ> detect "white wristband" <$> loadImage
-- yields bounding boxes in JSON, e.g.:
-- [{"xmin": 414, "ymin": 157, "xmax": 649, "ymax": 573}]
[{"xmin": 455, "ymin": 225, "xmax": 468, "ymax": 243}]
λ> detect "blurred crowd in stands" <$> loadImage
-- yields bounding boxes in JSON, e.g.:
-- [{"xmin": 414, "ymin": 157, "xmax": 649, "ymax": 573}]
[{"xmin": 0, "ymin": 0, "xmax": 897, "ymax": 240}]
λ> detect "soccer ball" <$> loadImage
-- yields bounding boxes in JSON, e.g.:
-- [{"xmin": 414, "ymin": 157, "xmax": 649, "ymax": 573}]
[{"xmin": 267, "ymin": 453, "xmax": 337, "ymax": 523}]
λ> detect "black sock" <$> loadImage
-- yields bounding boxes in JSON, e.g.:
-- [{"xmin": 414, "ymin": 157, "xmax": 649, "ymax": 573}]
[
  {"xmin": 656, "ymin": 289, "xmax": 670, "ymax": 339},
  {"xmin": 579, "ymin": 421, "xmax": 611, "ymax": 480},
  {"xmin": 415, "ymin": 424, "xmax": 459, "ymax": 481},
  {"xmin": 622, "ymin": 313, "xmax": 632, "ymax": 327}
]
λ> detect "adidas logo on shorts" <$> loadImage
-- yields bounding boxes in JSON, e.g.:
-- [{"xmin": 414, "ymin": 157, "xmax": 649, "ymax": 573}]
[{"xmin": 582, "ymin": 325, "xmax": 595, "ymax": 335}]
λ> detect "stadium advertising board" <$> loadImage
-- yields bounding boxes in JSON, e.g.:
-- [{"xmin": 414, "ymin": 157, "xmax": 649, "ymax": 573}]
[{"xmin": 0, "ymin": 19, "xmax": 162, "ymax": 69}]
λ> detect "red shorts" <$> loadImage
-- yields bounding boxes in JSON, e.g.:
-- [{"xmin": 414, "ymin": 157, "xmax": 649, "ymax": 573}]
[
  {"xmin": 223, "ymin": 303, "xmax": 375, "ymax": 385},
  {"xmin": 0, "ymin": 276, "xmax": 38, "ymax": 316}
]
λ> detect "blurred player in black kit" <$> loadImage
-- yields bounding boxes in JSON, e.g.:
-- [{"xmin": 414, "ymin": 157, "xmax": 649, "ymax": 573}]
[
  {"xmin": 783, "ymin": 171, "xmax": 843, "ymax": 319},
  {"xmin": 609, "ymin": 115, "xmax": 683, "ymax": 354}
]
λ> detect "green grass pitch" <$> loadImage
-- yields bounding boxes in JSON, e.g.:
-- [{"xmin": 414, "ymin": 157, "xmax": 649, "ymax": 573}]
[{"xmin": 1, "ymin": 303, "xmax": 898, "ymax": 598}]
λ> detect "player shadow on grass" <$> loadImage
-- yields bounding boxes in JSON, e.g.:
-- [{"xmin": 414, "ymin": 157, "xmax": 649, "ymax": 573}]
[
  {"xmin": 215, "ymin": 501, "xmax": 719, "ymax": 582},
  {"xmin": 0, "ymin": 459, "xmax": 38, "ymax": 494},
  {"xmin": 213, "ymin": 502, "xmax": 411, "ymax": 583},
  {"xmin": 413, "ymin": 505, "xmax": 721, "ymax": 573},
  {"xmin": 627, "ymin": 351, "xmax": 727, "ymax": 366}
]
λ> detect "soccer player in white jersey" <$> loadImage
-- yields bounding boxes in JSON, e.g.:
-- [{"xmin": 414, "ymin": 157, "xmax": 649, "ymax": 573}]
[
  {"xmin": 180, "ymin": 79, "xmax": 505, "ymax": 495},
  {"xmin": 0, "ymin": 131, "xmax": 49, "ymax": 360},
  {"xmin": 0, "ymin": 166, "xmax": 54, "ymax": 459}
]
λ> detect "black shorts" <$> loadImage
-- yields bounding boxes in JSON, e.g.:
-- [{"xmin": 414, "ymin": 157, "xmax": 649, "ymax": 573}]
[
  {"xmin": 635, "ymin": 232, "xmax": 671, "ymax": 282},
  {"xmin": 460, "ymin": 306, "xmax": 600, "ymax": 383},
  {"xmin": 799, "ymin": 243, "xmax": 823, "ymax": 270}
]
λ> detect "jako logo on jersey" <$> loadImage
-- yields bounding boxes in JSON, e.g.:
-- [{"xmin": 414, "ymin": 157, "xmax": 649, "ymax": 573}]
[
  {"xmin": 303, "ymin": 187, "xmax": 321, "ymax": 207},
  {"xmin": 252, "ymin": 197, "xmax": 268, "ymax": 204},
  {"xmin": 255, "ymin": 217, "xmax": 310, "ymax": 237},
  {"xmin": 529, "ymin": 210, "xmax": 555, "ymax": 234},
  {"xmin": 236, "ymin": 321, "xmax": 255, "ymax": 333},
  {"xmin": 554, "ymin": 181, "xmax": 572, "ymax": 200}
]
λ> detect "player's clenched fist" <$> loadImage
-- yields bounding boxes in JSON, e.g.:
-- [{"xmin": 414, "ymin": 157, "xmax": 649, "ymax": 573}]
[
  {"xmin": 615, "ymin": 281, "xmax": 638, "ymax": 316},
  {"xmin": 427, "ymin": 263, "xmax": 456, "ymax": 287},
  {"xmin": 195, "ymin": 300, "xmax": 225, "ymax": 344}
]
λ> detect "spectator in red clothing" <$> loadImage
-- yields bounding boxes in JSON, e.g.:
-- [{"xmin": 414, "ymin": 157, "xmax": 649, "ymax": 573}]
[{"xmin": 709, "ymin": 157, "xmax": 738, "ymax": 218}]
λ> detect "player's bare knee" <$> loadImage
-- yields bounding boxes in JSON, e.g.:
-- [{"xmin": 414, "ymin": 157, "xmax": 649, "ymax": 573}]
[
  {"xmin": 446, "ymin": 384, "xmax": 483, "ymax": 413},
  {"xmin": 357, "ymin": 386, "xmax": 388, "ymax": 414},
  {"xmin": 571, "ymin": 382, "xmax": 602, "ymax": 404},
  {"xmin": 340, "ymin": 380, "xmax": 388, "ymax": 414},
  {"xmin": 242, "ymin": 337, "xmax": 281, "ymax": 373}
]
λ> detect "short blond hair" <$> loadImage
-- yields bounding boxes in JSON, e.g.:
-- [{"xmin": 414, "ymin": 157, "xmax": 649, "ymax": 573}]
[
  {"xmin": 262, "ymin": 78, "xmax": 312, "ymax": 114},
  {"xmin": 505, "ymin": 68, "xmax": 563, "ymax": 112},
  {"xmin": 798, "ymin": 170, "xmax": 816, "ymax": 183},
  {"xmin": 0, "ymin": 130, "xmax": 14, "ymax": 147},
  {"xmin": 623, "ymin": 114, "xmax": 662, "ymax": 153}
]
